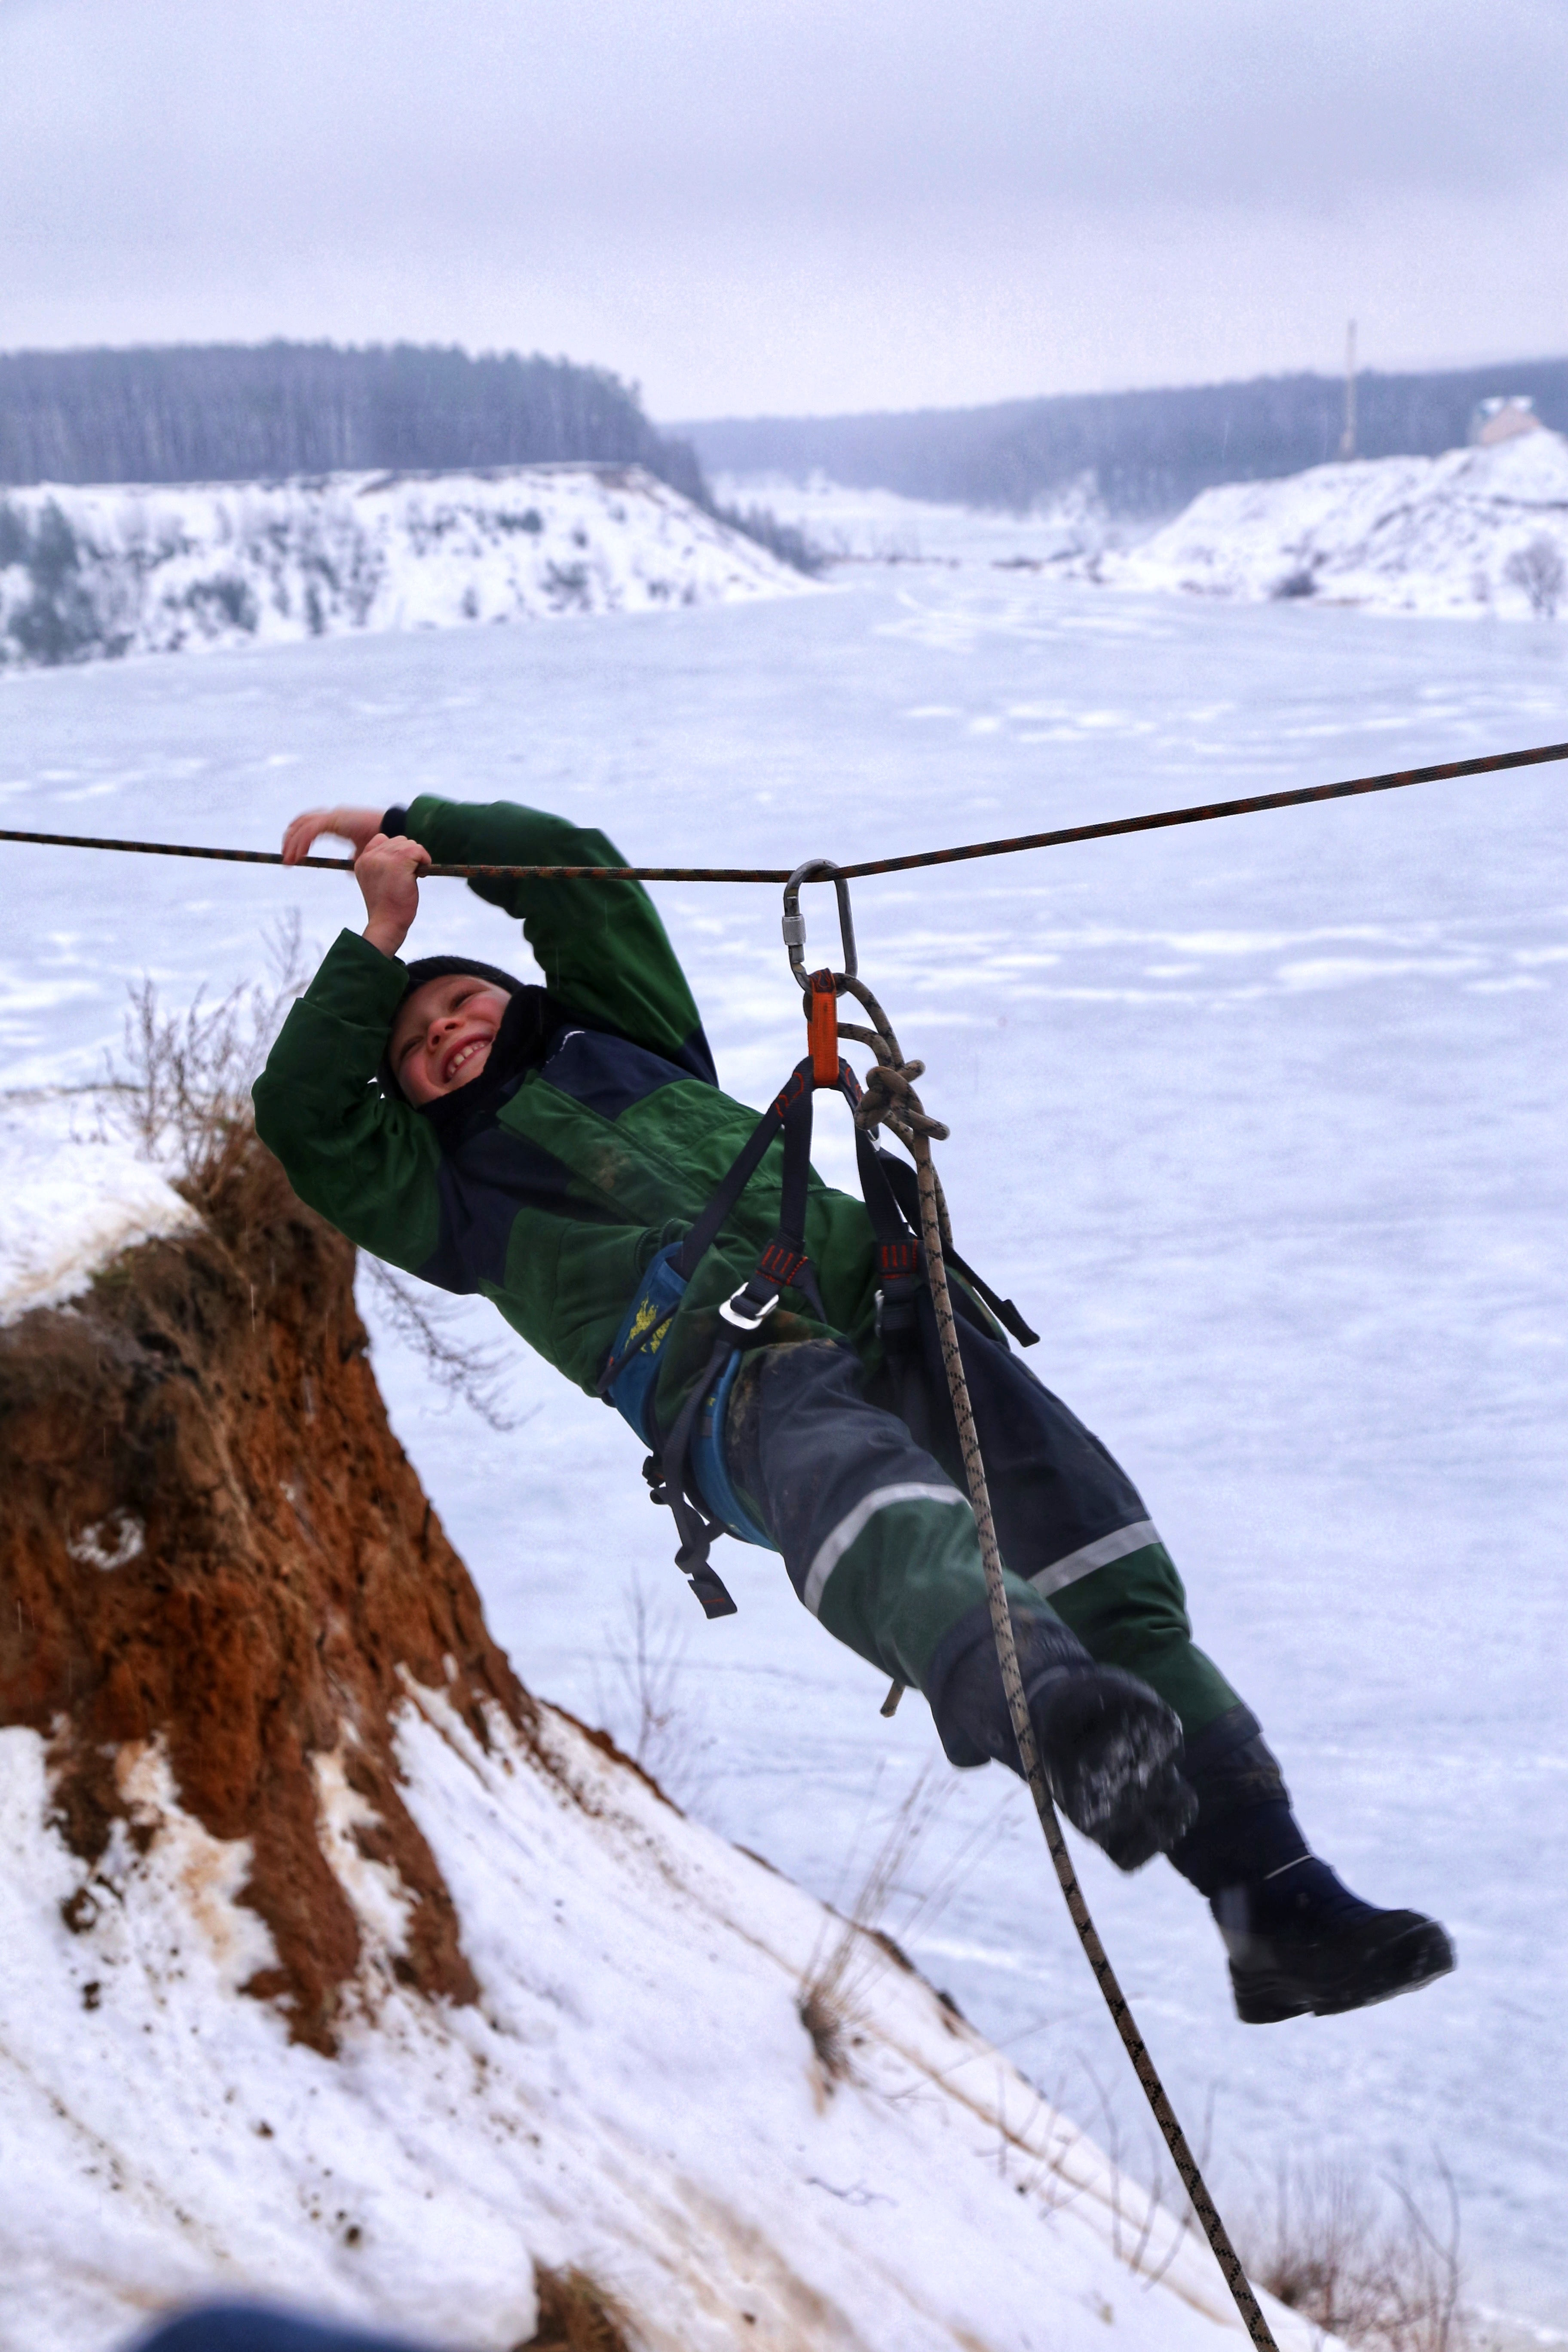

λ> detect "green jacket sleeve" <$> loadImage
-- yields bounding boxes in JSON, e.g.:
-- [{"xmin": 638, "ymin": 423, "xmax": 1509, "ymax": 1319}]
[
  {"xmin": 252, "ymin": 928, "xmax": 443, "ymax": 1271},
  {"xmin": 400, "ymin": 795, "xmax": 712, "ymax": 1075}
]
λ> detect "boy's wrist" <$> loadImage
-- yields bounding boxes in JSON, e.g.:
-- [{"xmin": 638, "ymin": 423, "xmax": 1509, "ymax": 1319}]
[{"xmin": 362, "ymin": 917, "xmax": 409, "ymax": 957}]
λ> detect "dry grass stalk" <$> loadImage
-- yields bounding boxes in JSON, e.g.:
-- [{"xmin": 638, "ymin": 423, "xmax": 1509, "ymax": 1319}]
[
  {"xmin": 595, "ymin": 1577, "xmax": 715, "ymax": 1809},
  {"xmin": 796, "ymin": 1764, "xmax": 959, "ymax": 2089},
  {"xmin": 102, "ymin": 914, "xmax": 309, "ymax": 1201},
  {"xmin": 1247, "ymin": 2158, "xmax": 1475, "ymax": 2352}
]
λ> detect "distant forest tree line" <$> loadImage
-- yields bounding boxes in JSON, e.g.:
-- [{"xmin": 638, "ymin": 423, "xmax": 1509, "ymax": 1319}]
[
  {"xmin": 0, "ymin": 341, "xmax": 829, "ymax": 573},
  {"xmin": 0, "ymin": 340, "xmax": 710, "ymax": 499},
  {"xmin": 682, "ymin": 357, "xmax": 1568, "ymax": 514}
]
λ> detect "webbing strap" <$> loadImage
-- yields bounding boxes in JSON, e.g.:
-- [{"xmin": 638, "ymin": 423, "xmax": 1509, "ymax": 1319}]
[{"xmin": 671, "ymin": 1092, "xmax": 788, "ymax": 1281}]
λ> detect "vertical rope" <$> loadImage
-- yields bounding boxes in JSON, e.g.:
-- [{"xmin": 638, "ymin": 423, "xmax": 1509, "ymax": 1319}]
[
  {"xmin": 830, "ymin": 983, "xmax": 1283, "ymax": 2349},
  {"xmin": 910, "ymin": 1134, "xmax": 1279, "ymax": 2344}
]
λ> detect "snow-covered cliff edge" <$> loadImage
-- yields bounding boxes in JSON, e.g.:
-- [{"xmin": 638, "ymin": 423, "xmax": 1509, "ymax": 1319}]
[
  {"xmin": 0, "ymin": 464, "xmax": 809, "ymax": 671},
  {"xmin": 0, "ymin": 1104, "xmax": 1319, "ymax": 2352},
  {"xmin": 1099, "ymin": 429, "xmax": 1568, "ymax": 618}
]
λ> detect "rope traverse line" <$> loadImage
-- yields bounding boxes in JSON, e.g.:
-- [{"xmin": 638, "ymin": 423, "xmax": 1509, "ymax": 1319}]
[
  {"xmin": 846, "ymin": 982, "xmax": 1278, "ymax": 2350},
  {"xmin": 1, "ymin": 736, "xmax": 1563, "ymax": 885}
]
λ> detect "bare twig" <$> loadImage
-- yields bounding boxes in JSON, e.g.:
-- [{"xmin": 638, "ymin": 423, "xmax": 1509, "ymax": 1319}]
[
  {"xmin": 594, "ymin": 1576, "xmax": 715, "ymax": 1807},
  {"xmin": 359, "ymin": 1258, "xmax": 537, "ymax": 1435},
  {"xmin": 100, "ymin": 914, "xmax": 309, "ymax": 1198}
]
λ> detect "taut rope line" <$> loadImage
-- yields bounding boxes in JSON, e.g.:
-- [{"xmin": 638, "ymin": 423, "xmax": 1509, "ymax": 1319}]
[
  {"xmin": 843, "ymin": 974, "xmax": 1280, "ymax": 2351},
  {"xmin": 1, "ymin": 735, "xmax": 1564, "ymax": 884}
]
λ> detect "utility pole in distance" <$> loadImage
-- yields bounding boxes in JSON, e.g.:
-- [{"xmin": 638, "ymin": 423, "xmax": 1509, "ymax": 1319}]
[{"xmin": 1339, "ymin": 319, "xmax": 1357, "ymax": 459}]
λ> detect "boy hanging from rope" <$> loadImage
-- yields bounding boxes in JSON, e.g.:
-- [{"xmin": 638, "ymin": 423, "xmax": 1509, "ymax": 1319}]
[{"xmin": 256, "ymin": 797, "xmax": 1455, "ymax": 2024}]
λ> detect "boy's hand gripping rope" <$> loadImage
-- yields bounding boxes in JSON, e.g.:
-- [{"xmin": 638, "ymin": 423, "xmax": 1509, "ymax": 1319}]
[{"xmin": 787, "ymin": 883, "xmax": 1281, "ymax": 2352}]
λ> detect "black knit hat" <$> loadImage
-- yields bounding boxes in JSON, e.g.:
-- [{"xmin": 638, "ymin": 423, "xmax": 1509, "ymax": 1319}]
[{"xmin": 397, "ymin": 953, "xmax": 527, "ymax": 1006}]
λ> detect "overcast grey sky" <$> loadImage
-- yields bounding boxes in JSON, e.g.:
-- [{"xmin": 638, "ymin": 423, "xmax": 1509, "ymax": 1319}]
[{"xmin": 1, "ymin": 0, "xmax": 1564, "ymax": 420}]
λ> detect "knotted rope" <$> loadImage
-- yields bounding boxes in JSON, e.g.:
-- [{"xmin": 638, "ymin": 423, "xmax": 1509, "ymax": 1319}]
[{"xmin": 849, "ymin": 986, "xmax": 1280, "ymax": 2352}]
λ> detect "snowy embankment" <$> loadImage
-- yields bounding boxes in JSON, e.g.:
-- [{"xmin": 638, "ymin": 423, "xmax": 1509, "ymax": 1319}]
[
  {"xmin": 0, "ymin": 463, "xmax": 808, "ymax": 670},
  {"xmin": 0, "ymin": 1099, "xmax": 1322, "ymax": 2352},
  {"xmin": 1099, "ymin": 428, "xmax": 1568, "ymax": 617}
]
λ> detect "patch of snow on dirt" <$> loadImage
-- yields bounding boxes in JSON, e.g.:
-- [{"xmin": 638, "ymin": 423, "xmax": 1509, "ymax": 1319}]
[{"xmin": 0, "ymin": 1091, "xmax": 197, "ymax": 1323}]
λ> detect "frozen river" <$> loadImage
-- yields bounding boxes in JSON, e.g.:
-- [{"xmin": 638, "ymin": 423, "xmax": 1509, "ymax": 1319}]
[{"xmin": 3, "ymin": 556, "xmax": 1565, "ymax": 2337}]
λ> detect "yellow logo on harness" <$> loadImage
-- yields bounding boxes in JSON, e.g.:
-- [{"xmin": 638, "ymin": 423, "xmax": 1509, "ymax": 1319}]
[{"xmin": 629, "ymin": 1298, "xmax": 674, "ymax": 1356}]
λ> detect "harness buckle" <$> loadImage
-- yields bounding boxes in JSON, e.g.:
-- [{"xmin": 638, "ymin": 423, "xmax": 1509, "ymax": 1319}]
[{"xmin": 720, "ymin": 1287, "xmax": 781, "ymax": 1332}]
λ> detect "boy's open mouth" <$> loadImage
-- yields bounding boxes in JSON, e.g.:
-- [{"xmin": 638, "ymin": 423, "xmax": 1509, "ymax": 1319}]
[{"xmin": 440, "ymin": 1036, "xmax": 491, "ymax": 1086}]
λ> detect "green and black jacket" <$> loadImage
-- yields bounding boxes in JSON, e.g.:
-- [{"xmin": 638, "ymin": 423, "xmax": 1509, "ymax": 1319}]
[{"xmin": 253, "ymin": 795, "xmax": 882, "ymax": 1424}]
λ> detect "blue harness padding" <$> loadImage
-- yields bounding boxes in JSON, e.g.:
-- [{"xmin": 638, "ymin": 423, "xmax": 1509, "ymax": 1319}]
[
  {"xmin": 691, "ymin": 1350, "xmax": 773, "ymax": 1550},
  {"xmin": 600, "ymin": 1243, "xmax": 687, "ymax": 1450},
  {"xmin": 601, "ymin": 1246, "xmax": 773, "ymax": 1550}
]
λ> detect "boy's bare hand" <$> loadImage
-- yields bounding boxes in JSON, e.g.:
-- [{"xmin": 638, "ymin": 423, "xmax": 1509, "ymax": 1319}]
[
  {"xmin": 282, "ymin": 807, "xmax": 389, "ymax": 865},
  {"xmin": 355, "ymin": 833, "xmax": 432, "ymax": 957}
]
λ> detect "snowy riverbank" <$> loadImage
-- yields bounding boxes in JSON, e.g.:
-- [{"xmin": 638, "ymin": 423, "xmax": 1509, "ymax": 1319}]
[
  {"xmin": 0, "ymin": 1093, "xmax": 1320, "ymax": 2352},
  {"xmin": 0, "ymin": 464, "xmax": 809, "ymax": 670},
  {"xmin": 1095, "ymin": 429, "xmax": 1568, "ymax": 618}
]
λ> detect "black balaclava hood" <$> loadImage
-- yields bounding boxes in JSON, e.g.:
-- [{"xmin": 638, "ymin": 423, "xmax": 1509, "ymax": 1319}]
[{"xmin": 382, "ymin": 956, "xmax": 569, "ymax": 1143}]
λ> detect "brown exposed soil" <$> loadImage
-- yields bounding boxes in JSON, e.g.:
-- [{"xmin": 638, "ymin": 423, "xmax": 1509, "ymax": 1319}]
[
  {"xmin": 528, "ymin": 2265, "xmax": 635, "ymax": 2352},
  {"xmin": 0, "ymin": 1127, "xmax": 533, "ymax": 2051}
]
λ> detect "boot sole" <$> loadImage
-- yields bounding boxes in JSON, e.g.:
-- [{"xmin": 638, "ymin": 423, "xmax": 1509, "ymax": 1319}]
[{"xmin": 1231, "ymin": 1918, "xmax": 1456, "ymax": 2025}]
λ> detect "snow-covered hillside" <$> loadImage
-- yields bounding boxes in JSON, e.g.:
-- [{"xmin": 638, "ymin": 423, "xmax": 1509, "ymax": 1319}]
[
  {"xmin": 0, "ymin": 1101, "xmax": 1318, "ymax": 2352},
  {"xmin": 2, "ymin": 1694, "xmax": 1323, "ymax": 2352},
  {"xmin": 0, "ymin": 464, "xmax": 809, "ymax": 671},
  {"xmin": 1098, "ymin": 428, "xmax": 1568, "ymax": 617}
]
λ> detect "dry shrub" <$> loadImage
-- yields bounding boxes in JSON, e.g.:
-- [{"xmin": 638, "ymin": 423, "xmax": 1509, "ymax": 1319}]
[
  {"xmin": 1246, "ymin": 2160, "xmax": 1475, "ymax": 2352},
  {"xmin": 528, "ymin": 2264, "xmax": 634, "ymax": 2352},
  {"xmin": 103, "ymin": 915, "xmax": 309, "ymax": 1202},
  {"xmin": 1503, "ymin": 535, "xmax": 1565, "ymax": 619},
  {"xmin": 358, "ymin": 1255, "xmax": 535, "ymax": 1433}
]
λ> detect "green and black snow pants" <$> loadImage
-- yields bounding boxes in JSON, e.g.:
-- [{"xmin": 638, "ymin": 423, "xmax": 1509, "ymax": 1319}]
[{"xmin": 722, "ymin": 1322, "xmax": 1242, "ymax": 1746}]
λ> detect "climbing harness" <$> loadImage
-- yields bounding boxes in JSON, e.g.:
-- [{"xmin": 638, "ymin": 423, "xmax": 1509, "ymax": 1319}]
[
  {"xmin": 3, "ymin": 731, "xmax": 1565, "ymax": 884},
  {"xmin": 598, "ymin": 858, "xmax": 971, "ymax": 1617},
  {"xmin": 606, "ymin": 858, "xmax": 1285, "ymax": 2352}
]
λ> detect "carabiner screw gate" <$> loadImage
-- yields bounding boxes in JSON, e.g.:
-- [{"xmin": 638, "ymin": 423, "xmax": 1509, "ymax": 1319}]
[{"xmin": 782, "ymin": 858, "xmax": 858, "ymax": 992}]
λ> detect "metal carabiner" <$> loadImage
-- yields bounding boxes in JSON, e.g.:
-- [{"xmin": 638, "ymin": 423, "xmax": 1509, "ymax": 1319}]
[{"xmin": 781, "ymin": 858, "xmax": 858, "ymax": 994}]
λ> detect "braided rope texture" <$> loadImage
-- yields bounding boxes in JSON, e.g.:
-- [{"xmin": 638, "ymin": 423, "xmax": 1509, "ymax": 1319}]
[{"xmin": 2, "ymin": 733, "xmax": 1563, "ymax": 885}]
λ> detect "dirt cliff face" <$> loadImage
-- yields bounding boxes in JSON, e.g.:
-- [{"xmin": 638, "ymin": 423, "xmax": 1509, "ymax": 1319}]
[{"xmin": 0, "ymin": 1130, "xmax": 532, "ymax": 2051}]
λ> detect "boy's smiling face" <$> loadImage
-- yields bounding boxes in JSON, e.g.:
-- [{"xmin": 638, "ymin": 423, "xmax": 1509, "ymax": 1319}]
[{"xmin": 389, "ymin": 973, "xmax": 514, "ymax": 1107}]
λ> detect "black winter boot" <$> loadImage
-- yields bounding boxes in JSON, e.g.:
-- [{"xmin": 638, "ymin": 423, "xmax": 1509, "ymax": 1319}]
[
  {"xmin": 1170, "ymin": 1710, "xmax": 1455, "ymax": 2024},
  {"xmin": 1215, "ymin": 1854, "xmax": 1456, "ymax": 2023},
  {"xmin": 928, "ymin": 1602, "xmax": 1197, "ymax": 1871}
]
